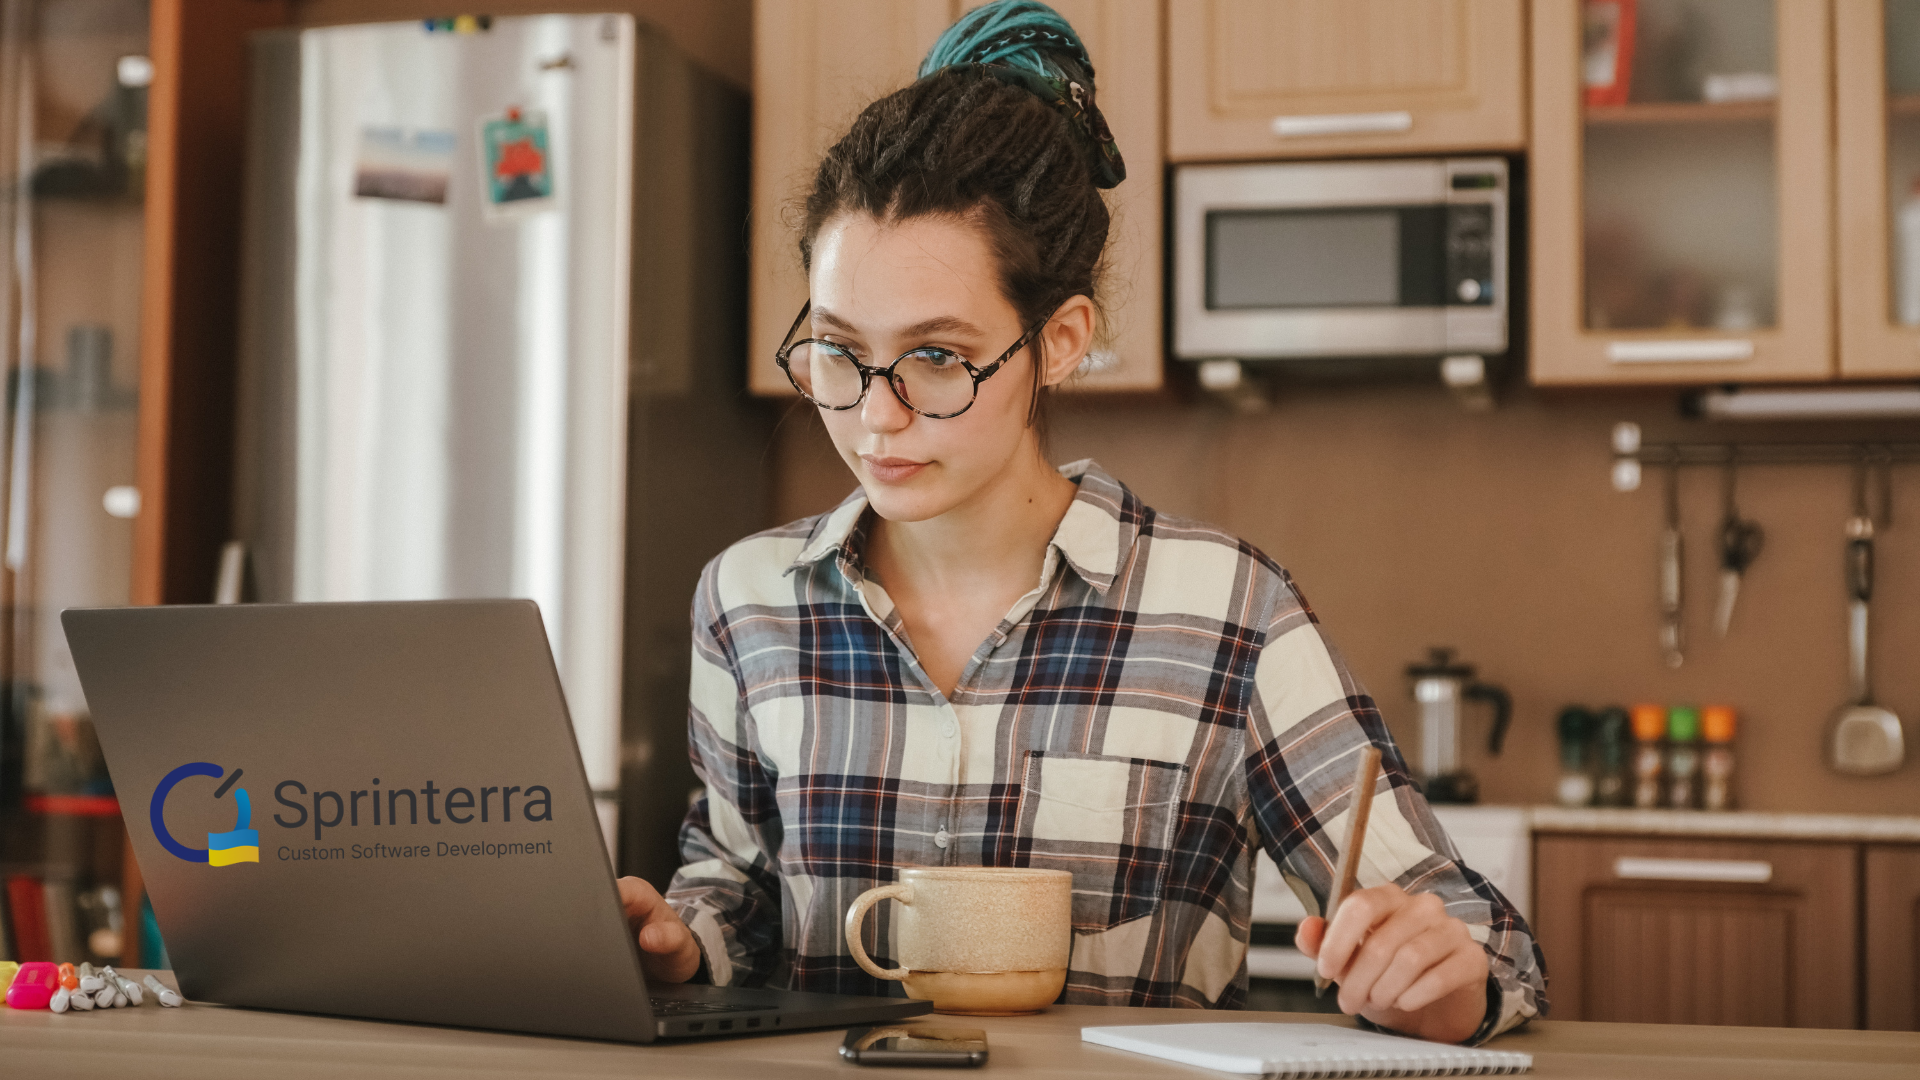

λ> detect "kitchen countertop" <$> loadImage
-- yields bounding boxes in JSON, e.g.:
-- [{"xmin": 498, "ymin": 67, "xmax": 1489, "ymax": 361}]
[
  {"xmin": 1526, "ymin": 805, "xmax": 1920, "ymax": 842},
  {"xmin": 4, "ymin": 972, "xmax": 1916, "ymax": 1079}
]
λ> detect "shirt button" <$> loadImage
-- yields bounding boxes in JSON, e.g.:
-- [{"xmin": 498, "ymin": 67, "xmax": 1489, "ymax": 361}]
[
  {"xmin": 934, "ymin": 827, "xmax": 951, "ymax": 849},
  {"xmin": 942, "ymin": 720, "xmax": 958, "ymax": 738}
]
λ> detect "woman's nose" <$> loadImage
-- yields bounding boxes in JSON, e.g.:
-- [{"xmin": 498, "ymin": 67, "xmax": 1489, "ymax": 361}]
[{"xmin": 860, "ymin": 377, "xmax": 914, "ymax": 433}]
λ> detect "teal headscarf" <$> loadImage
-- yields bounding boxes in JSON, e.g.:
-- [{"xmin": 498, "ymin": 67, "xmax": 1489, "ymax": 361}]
[{"xmin": 918, "ymin": 0, "xmax": 1126, "ymax": 189}]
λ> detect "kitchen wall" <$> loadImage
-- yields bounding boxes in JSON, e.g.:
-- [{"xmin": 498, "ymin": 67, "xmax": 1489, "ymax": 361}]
[{"xmin": 770, "ymin": 376, "xmax": 1920, "ymax": 816}]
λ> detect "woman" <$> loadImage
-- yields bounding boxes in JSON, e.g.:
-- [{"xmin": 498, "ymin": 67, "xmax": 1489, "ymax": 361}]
[{"xmin": 618, "ymin": 0, "xmax": 1546, "ymax": 1045}]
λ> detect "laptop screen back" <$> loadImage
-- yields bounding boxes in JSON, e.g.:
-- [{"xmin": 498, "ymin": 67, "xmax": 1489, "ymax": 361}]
[{"xmin": 63, "ymin": 600, "xmax": 656, "ymax": 1042}]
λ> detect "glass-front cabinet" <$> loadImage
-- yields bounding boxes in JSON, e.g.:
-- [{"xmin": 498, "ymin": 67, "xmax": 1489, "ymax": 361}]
[
  {"xmin": 0, "ymin": 0, "xmax": 150, "ymax": 967},
  {"xmin": 1530, "ymin": 0, "xmax": 1833, "ymax": 383},
  {"xmin": 1836, "ymin": 0, "xmax": 1920, "ymax": 377}
]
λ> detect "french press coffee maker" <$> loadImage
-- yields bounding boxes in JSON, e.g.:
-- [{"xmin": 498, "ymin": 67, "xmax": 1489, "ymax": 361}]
[{"xmin": 1405, "ymin": 648, "xmax": 1512, "ymax": 804}]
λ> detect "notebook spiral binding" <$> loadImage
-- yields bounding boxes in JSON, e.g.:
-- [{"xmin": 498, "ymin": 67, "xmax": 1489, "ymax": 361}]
[{"xmin": 1260, "ymin": 1058, "xmax": 1530, "ymax": 1078}]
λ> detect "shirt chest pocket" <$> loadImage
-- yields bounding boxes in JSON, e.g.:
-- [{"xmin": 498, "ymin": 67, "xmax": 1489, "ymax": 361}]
[{"xmin": 1011, "ymin": 751, "xmax": 1190, "ymax": 932}]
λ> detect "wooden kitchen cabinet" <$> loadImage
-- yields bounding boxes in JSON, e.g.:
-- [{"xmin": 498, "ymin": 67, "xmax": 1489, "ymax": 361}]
[
  {"xmin": 1866, "ymin": 845, "xmax": 1920, "ymax": 1031},
  {"xmin": 748, "ymin": 0, "xmax": 1164, "ymax": 396},
  {"xmin": 747, "ymin": 0, "xmax": 955, "ymax": 397},
  {"xmin": 1835, "ymin": 1, "xmax": 1920, "ymax": 378},
  {"xmin": 1529, "ymin": 0, "xmax": 1835, "ymax": 385},
  {"xmin": 1533, "ymin": 834, "xmax": 1858, "ymax": 1028},
  {"xmin": 1165, "ymin": 0, "xmax": 1525, "ymax": 162}
]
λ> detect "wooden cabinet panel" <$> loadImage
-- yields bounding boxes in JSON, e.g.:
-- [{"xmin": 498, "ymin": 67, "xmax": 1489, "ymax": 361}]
[
  {"xmin": 1866, "ymin": 845, "xmax": 1920, "ymax": 1031},
  {"xmin": 750, "ymin": 0, "xmax": 1163, "ymax": 396},
  {"xmin": 747, "ymin": 0, "xmax": 957, "ymax": 396},
  {"xmin": 1528, "ymin": 0, "xmax": 1835, "ymax": 385},
  {"xmin": 1166, "ymin": 0, "xmax": 1525, "ymax": 161},
  {"xmin": 966, "ymin": 0, "xmax": 1164, "ymax": 391},
  {"xmin": 1835, "ymin": 0, "xmax": 1920, "ymax": 378},
  {"xmin": 1534, "ymin": 834, "xmax": 1858, "ymax": 1028}
]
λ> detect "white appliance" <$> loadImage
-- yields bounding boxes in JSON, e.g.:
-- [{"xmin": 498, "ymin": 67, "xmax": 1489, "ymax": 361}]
[
  {"xmin": 1249, "ymin": 805, "xmax": 1532, "ymax": 982},
  {"xmin": 233, "ymin": 15, "xmax": 636, "ymax": 841},
  {"xmin": 1173, "ymin": 157, "xmax": 1509, "ymax": 365}
]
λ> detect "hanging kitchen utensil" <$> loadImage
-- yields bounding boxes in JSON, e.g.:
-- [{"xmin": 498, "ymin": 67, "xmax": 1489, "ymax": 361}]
[
  {"xmin": 1713, "ymin": 451, "xmax": 1764, "ymax": 638},
  {"xmin": 1659, "ymin": 454, "xmax": 1684, "ymax": 667},
  {"xmin": 1829, "ymin": 458, "xmax": 1904, "ymax": 776}
]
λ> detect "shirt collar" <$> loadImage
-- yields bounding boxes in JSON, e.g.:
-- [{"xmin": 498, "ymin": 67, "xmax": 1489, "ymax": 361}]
[{"xmin": 786, "ymin": 459, "xmax": 1140, "ymax": 594}]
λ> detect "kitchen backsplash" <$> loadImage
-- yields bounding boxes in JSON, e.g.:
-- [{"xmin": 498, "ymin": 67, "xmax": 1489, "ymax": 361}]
[{"xmin": 770, "ymin": 378, "xmax": 1920, "ymax": 817}]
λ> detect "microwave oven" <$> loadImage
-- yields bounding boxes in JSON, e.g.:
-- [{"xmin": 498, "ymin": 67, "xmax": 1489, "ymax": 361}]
[{"xmin": 1172, "ymin": 157, "xmax": 1508, "ymax": 363}]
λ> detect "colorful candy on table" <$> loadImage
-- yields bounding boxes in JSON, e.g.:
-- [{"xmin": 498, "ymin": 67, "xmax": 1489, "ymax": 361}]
[
  {"xmin": 1556, "ymin": 703, "xmax": 1738, "ymax": 811},
  {"xmin": 1, "ymin": 960, "xmax": 182, "ymax": 1012}
]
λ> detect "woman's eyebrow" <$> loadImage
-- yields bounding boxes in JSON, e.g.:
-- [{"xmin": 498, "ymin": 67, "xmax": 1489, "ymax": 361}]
[
  {"xmin": 812, "ymin": 308, "xmax": 986, "ymax": 340},
  {"xmin": 899, "ymin": 314, "xmax": 986, "ymax": 339}
]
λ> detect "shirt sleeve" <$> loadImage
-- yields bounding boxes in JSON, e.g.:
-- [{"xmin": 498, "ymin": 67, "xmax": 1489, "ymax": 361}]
[
  {"xmin": 664, "ymin": 556, "xmax": 787, "ymax": 987},
  {"xmin": 1242, "ymin": 569, "xmax": 1548, "ymax": 1044}
]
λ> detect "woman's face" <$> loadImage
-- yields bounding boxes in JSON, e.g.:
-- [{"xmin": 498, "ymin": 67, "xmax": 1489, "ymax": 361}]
[{"xmin": 805, "ymin": 211, "xmax": 1083, "ymax": 523}]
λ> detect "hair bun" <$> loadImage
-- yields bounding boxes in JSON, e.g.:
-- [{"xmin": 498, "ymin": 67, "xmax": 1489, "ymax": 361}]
[{"xmin": 918, "ymin": 0, "xmax": 1125, "ymax": 189}]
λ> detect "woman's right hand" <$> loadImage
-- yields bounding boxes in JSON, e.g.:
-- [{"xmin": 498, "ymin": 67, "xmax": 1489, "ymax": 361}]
[{"xmin": 617, "ymin": 876, "xmax": 703, "ymax": 984}]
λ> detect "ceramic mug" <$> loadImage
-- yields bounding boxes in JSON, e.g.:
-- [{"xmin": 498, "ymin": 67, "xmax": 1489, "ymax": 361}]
[{"xmin": 843, "ymin": 866, "xmax": 1072, "ymax": 1015}]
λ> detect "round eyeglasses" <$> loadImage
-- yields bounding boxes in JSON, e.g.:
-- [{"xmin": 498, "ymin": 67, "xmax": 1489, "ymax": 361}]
[{"xmin": 774, "ymin": 301, "xmax": 1052, "ymax": 420}]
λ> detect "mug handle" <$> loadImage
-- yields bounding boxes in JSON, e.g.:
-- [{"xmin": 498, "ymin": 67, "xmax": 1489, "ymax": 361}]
[{"xmin": 843, "ymin": 883, "xmax": 913, "ymax": 981}]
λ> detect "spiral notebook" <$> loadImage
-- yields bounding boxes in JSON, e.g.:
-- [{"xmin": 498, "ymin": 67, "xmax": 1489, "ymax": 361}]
[{"xmin": 1081, "ymin": 1022, "xmax": 1532, "ymax": 1078}]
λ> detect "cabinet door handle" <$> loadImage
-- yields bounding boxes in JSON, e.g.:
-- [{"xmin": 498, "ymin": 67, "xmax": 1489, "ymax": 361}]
[
  {"xmin": 1607, "ymin": 339, "xmax": 1755, "ymax": 363},
  {"xmin": 1271, "ymin": 111, "xmax": 1413, "ymax": 137},
  {"xmin": 1613, "ymin": 856, "xmax": 1773, "ymax": 883}
]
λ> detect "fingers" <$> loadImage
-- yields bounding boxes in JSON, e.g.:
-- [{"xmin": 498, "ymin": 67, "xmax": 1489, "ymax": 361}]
[
  {"xmin": 1315, "ymin": 884, "xmax": 1489, "ymax": 1024},
  {"xmin": 1314, "ymin": 883, "xmax": 1410, "ymax": 987},
  {"xmin": 1333, "ymin": 894, "xmax": 1442, "ymax": 1015},
  {"xmin": 1390, "ymin": 935, "xmax": 1489, "ymax": 1015},
  {"xmin": 616, "ymin": 876, "xmax": 703, "ymax": 984},
  {"xmin": 1293, "ymin": 916, "xmax": 1325, "ymax": 959},
  {"xmin": 1362, "ymin": 922, "xmax": 1476, "ymax": 1014}
]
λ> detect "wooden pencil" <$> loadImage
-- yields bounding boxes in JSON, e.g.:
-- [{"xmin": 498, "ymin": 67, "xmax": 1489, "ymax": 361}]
[{"xmin": 1314, "ymin": 745, "xmax": 1383, "ymax": 998}]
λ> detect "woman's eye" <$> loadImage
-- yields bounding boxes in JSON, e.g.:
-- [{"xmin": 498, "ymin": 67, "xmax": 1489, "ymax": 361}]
[{"xmin": 913, "ymin": 349, "xmax": 963, "ymax": 369}]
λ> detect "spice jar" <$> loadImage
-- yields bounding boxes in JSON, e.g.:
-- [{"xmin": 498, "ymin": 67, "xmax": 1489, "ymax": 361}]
[
  {"xmin": 1665, "ymin": 705, "xmax": 1702, "ymax": 810},
  {"xmin": 1629, "ymin": 704, "xmax": 1666, "ymax": 809},
  {"xmin": 1702, "ymin": 705, "xmax": 1738, "ymax": 811},
  {"xmin": 1594, "ymin": 706, "xmax": 1631, "ymax": 807}
]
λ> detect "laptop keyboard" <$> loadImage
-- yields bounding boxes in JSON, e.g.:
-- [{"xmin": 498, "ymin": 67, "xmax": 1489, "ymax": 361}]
[{"xmin": 649, "ymin": 997, "xmax": 752, "ymax": 1016}]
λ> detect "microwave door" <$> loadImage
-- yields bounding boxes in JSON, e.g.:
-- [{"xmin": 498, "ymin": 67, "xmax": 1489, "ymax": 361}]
[
  {"xmin": 1205, "ymin": 206, "xmax": 1447, "ymax": 312},
  {"xmin": 1192, "ymin": 205, "xmax": 1447, "ymax": 359}
]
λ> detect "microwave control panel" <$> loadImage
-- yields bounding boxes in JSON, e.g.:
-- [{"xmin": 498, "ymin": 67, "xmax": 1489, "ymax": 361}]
[{"xmin": 1444, "ymin": 201, "xmax": 1496, "ymax": 306}]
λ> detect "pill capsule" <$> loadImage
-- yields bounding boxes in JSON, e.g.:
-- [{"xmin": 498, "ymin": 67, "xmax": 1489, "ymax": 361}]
[
  {"xmin": 49, "ymin": 986, "xmax": 70, "ymax": 1013},
  {"xmin": 58, "ymin": 962, "xmax": 78, "ymax": 990},
  {"xmin": 142, "ymin": 975, "xmax": 183, "ymax": 1008}
]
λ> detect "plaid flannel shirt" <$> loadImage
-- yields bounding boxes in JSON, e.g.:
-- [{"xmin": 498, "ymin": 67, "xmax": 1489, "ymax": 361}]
[{"xmin": 666, "ymin": 461, "xmax": 1546, "ymax": 1041}]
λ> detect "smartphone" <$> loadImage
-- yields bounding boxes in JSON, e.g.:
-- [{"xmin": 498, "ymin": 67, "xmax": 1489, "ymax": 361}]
[{"xmin": 839, "ymin": 1024, "xmax": 989, "ymax": 1067}]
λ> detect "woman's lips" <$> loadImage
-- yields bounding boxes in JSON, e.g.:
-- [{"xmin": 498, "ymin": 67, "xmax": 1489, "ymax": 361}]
[{"xmin": 861, "ymin": 455, "xmax": 929, "ymax": 483}]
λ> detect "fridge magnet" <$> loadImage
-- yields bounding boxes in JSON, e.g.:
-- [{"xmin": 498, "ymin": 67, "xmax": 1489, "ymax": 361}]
[
  {"xmin": 479, "ymin": 107, "xmax": 555, "ymax": 218},
  {"xmin": 1582, "ymin": 0, "xmax": 1636, "ymax": 107},
  {"xmin": 353, "ymin": 126, "xmax": 456, "ymax": 204}
]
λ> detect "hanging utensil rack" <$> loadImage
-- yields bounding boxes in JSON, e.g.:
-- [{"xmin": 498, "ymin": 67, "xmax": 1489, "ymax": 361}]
[{"xmin": 1607, "ymin": 422, "xmax": 1920, "ymax": 498}]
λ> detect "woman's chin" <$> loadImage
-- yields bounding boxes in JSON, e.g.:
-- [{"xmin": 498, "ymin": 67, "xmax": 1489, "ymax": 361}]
[{"xmin": 862, "ymin": 484, "xmax": 954, "ymax": 524}]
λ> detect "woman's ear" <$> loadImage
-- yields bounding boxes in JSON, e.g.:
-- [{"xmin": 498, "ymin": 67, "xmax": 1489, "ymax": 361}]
[{"xmin": 1038, "ymin": 295, "xmax": 1097, "ymax": 388}]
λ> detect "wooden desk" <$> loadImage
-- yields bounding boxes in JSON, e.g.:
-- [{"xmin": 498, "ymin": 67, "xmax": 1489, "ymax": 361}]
[{"xmin": 3, "ymin": 973, "xmax": 1917, "ymax": 1079}]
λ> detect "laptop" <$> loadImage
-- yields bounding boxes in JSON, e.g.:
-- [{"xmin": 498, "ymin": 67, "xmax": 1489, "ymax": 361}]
[{"xmin": 62, "ymin": 599, "xmax": 931, "ymax": 1043}]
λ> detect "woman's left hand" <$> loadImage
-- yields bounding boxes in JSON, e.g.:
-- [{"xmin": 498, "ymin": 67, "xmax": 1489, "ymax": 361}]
[{"xmin": 1293, "ymin": 883, "xmax": 1490, "ymax": 1044}]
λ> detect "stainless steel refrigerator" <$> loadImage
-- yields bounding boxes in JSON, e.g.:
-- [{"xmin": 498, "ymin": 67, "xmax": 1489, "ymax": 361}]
[{"xmin": 233, "ymin": 14, "xmax": 768, "ymax": 876}]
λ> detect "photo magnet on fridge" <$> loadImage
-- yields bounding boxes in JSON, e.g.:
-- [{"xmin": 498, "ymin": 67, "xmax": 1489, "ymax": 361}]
[
  {"xmin": 479, "ymin": 107, "xmax": 555, "ymax": 218},
  {"xmin": 354, "ymin": 126, "xmax": 456, "ymax": 204}
]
